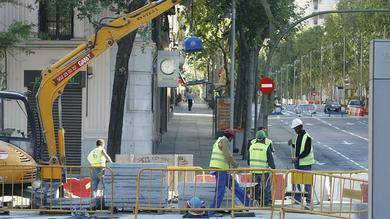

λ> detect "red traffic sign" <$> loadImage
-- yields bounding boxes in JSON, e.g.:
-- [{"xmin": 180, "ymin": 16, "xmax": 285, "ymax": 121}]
[{"xmin": 259, "ymin": 77, "xmax": 275, "ymax": 94}]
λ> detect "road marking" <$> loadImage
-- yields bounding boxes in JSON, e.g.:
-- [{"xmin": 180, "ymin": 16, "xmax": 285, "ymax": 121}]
[
  {"xmin": 316, "ymin": 161, "xmax": 326, "ymax": 165},
  {"xmin": 321, "ymin": 144, "xmax": 367, "ymax": 170},
  {"xmin": 342, "ymin": 140, "xmax": 354, "ymax": 145},
  {"xmin": 346, "ymin": 122, "xmax": 355, "ymax": 126},
  {"xmin": 306, "ymin": 123, "xmax": 313, "ymax": 126},
  {"xmin": 358, "ymin": 121, "xmax": 368, "ymax": 125},
  {"xmin": 315, "ymin": 141, "xmax": 366, "ymax": 169},
  {"xmin": 314, "ymin": 117, "xmax": 368, "ymax": 141}
]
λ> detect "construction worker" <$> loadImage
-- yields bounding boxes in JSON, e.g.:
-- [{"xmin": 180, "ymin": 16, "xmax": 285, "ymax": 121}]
[
  {"xmin": 249, "ymin": 127, "xmax": 274, "ymax": 153},
  {"xmin": 288, "ymin": 118, "xmax": 315, "ymax": 207},
  {"xmin": 249, "ymin": 130, "xmax": 275, "ymax": 206},
  {"xmin": 208, "ymin": 128, "xmax": 253, "ymax": 216},
  {"xmin": 87, "ymin": 139, "xmax": 113, "ymax": 197}
]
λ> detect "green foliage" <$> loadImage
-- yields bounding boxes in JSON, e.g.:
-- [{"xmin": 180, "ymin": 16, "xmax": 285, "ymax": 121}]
[
  {"xmin": 272, "ymin": 0, "xmax": 390, "ymax": 100},
  {"xmin": 0, "ymin": 21, "xmax": 32, "ymax": 49},
  {"xmin": 179, "ymin": 0, "xmax": 232, "ymax": 87}
]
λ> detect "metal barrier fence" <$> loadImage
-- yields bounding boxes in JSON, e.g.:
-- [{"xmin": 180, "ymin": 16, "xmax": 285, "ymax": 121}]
[
  {"xmin": 0, "ymin": 165, "xmax": 114, "ymax": 215},
  {"xmin": 281, "ymin": 170, "xmax": 368, "ymax": 219},
  {"xmin": 135, "ymin": 167, "xmax": 279, "ymax": 219}
]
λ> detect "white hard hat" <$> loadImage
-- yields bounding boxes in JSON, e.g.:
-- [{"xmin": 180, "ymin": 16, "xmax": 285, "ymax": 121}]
[{"xmin": 291, "ymin": 118, "xmax": 303, "ymax": 129}]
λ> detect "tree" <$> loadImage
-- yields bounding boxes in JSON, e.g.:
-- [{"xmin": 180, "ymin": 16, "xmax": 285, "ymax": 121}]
[
  {"xmin": 271, "ymin": 0, "xmax": 390, "ymax": 104},
  {"xmin": 180, "ymin": 0, "xmax": 232, "ymax": 90},
  {"xmin": 60, "ymin": 0, "xmax": 158, "ymax": 159},
  {"xmin": 0, "ymin": 1, "xmax": 33, "ymax": 90},
  {"xmin": 236, "ymin": 0, "xmax": 296, "ymax": 158},
  {"xmin": 178, "ymin": 0, "xmax": 297, "ymax": 159}
]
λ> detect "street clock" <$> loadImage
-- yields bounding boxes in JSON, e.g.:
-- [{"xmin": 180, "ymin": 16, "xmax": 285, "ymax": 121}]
[{"xmin": 160, "ymin": 58, "xmax": 176, "ymax": 75}]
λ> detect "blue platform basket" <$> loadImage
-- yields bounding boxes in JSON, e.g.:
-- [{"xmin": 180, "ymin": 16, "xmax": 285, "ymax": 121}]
[{"xmin": 184, "ymin": 36, "xmax": 203, "ymax": 53}]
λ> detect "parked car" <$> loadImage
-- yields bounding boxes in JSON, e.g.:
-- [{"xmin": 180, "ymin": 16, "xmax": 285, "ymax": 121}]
[
  {"xmin": 347, "ymin": 99, "xmax": 364, "ymax": 109},
  {"xmin": 295, "ymin": 104, "xmax": 317, "ymax": 116},
  {"xmin": 324, "ymin": 100, "xmax": 341, "ymax": 113}
]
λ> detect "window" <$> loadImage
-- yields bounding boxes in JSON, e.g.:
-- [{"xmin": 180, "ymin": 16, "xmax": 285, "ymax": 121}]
[
  {"xmin": 313, "ymin": 0, "xmax": 319, "ymax": 10},
  {"xmin": 39, "ymin": 0, "xmax": 74, "ymax": 40}
]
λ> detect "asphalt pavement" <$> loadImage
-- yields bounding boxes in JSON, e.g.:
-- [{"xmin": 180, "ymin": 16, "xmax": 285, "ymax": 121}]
[{"xmin": 270, "ymin": 106, "xmax": 368, "ymax": 171}]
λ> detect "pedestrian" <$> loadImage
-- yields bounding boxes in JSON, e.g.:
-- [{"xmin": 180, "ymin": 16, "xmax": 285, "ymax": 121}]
[
  {"xmin": 187, "ymin": 90, "xmax": 194, "ymax": 111},
  {"xmin": 208, "ymin": 128, "xmax": 254, "ymax": 216},
  {"xmin": 288, "ymin": 118, "xmax": 315, "ymax": 208},
  {"xmin": 249, "ymin": 130, "xmax": 275, "ymax": 206},
  {"xmin": 87, "ymin": 139, "xmax": 113, "ymax": 197}
]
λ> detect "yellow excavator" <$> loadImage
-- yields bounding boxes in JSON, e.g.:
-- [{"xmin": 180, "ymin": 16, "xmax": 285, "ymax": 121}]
[{"xmin": 0, "ymin": 0, "xmax": 183, "ymax": 194}]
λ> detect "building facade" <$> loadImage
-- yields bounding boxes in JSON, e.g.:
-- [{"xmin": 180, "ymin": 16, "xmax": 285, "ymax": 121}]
[
  {"xmin": 0, "ymin": 1, "xmax": 172, "ymax": 166},
  {"xmin": 296, "ymin": 0, "xmax": 338, "ymax": 25}
]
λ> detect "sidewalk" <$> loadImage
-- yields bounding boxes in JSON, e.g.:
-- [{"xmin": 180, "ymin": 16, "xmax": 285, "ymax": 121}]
[
  {"xmin": 156, "ymin": 102, "xmax": 254, "ymax": 168},
  {"xmin": 156, "ymin": 102, "xmax": 215, "ymax": 168}
]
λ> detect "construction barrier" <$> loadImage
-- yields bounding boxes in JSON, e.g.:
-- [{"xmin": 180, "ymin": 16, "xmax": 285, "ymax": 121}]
[
  {"xmin": 0, "ymin": 165, "xmax": 114, "ymax": 215},
  {"xmin": 281, "ymin": 170, "xmax": 368, "ymax": 219},
  {"xmin": 134, "ymin": 167, "xmax": 280, "ymax": 219},
  {"xmin": 348, "ymin": 107, "xmax": 365, "ymax": 116}
]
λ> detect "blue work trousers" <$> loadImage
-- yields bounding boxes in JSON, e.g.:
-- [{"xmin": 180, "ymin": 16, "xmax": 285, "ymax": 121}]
[
  {"xmin": 294, "ymin": 164, "xmax": 312, "ymax": 204},
  {"xmin": 209, "ymin": 171, "xmax": 252, "ymax": 209},
  {"xmin": 254, "ymin": 173, "xmax": 272, "ymax": 205}
]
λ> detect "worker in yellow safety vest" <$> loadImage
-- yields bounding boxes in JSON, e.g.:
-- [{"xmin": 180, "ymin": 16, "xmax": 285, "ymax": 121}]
[
  {"xmin": 249, "ymin": 126, "xmax": 274, "ymax": 153},
  {"xmin": 249, "ymin": 130, "xmax": 275, "ymax": 206},
  {"xmin": 87, "ymin": 139, "xmax": 113, "ymax": 197},
  {"xmin": 208, "ymin": 128, "xmax": 254, "ymax": 216},
  {"xmin": 288, "ymin": 118, "xmax": 315, "ymax": 207}
]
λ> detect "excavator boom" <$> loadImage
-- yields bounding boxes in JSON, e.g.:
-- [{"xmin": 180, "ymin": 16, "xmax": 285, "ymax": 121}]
[{"xmin": 36, "ymin": 0, "xmax": 181, "ymax": 178}]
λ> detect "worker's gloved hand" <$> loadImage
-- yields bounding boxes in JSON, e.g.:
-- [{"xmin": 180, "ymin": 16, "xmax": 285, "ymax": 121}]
[{"xmin": 287, "ymin": 139, "xmax": 293, "ymax": 146}]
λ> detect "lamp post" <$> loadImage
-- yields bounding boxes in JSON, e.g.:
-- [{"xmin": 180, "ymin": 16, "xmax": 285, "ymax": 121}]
[
  {"xmin": 229, "ymin": 0, "xmax": 236, "ymax": 152},
  {"xmin": 293, "ymin": 60, "xmax": 299, "ymax": 104}
]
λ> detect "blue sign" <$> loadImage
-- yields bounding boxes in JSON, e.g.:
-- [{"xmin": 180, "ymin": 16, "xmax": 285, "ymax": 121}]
[{"xmin": 184, "ymin": 36, "xmax": 203, "ymax": 53}]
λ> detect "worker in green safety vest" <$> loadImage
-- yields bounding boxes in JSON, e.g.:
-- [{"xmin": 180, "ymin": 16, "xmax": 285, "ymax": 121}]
[
  {"xmin": 208, "ymin": 128, "xmax": 254, "ymax": 216},
  {"xmin": 87, "ymin": 139, "xmax": 113, "ymax": 197},
  {"xmin": 288, "ymin": 118, "xmax": 315, "ymax": 207},
  {"xmin": 249, "ymin": 130, "xmax": 275, "ymax": 206},
  {"xmin": 249, "ymin": 127, "xmax": 274, "ymax": 153}
]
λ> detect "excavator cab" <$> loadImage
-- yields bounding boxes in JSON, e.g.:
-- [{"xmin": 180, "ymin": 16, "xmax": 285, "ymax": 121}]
[{"xmin": 0, "ymin": 91, "xmax": 37, "ymax": 187}]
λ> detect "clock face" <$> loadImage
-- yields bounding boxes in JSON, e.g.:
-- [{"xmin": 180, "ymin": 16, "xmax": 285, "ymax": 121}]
[{"xmin": 160, "ymin": 59, "xmax": 176, "ymax": 75}]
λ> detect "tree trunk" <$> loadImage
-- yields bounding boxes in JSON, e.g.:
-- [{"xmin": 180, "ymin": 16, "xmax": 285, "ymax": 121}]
[
  {"xmin": 221, "ymin": 48, "xmax": 230, "ymax": 92},
  {"xmin": 107, "ymin": 0, "xmax": 144, "ymax": 161}
]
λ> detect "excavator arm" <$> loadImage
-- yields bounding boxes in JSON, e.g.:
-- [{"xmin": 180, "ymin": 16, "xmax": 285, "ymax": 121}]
[{"xmin": 36, "ymin": 0, "xmax": 181, "ymax": 178}]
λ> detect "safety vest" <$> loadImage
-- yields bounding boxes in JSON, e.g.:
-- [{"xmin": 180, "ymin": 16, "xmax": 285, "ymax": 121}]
[
  {"xmin": 251, "ymin": 138, "xmax": 272, "ymax": 148},
  {"xmin": 209, "ymin": 137, "xmax": 229, "ymax": 169},
  {"xmin": 249, "ymin": 142, "xmax": 269, "ymax": 173},
  {"xmin": 296, "ymin": 133, "xmax": 315, "ymax": 166},
  {"xmin": 265, "ymin": 138, "xmax": 272, "ymax": 148},
  {"xmin": 87, "ymin": 146, "xmax": 106, "ymax": 167}
]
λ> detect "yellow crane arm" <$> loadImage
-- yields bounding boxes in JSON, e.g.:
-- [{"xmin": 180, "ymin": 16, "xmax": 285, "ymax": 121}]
[{"xmin": 36, "ymin": 0, "xmax": 181, "ymax": 166}]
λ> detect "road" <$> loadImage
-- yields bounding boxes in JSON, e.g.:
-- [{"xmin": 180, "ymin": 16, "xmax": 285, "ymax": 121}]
[{"xmin": 269, "ymin": 107, "xmax": 368, "ymax": 171}]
